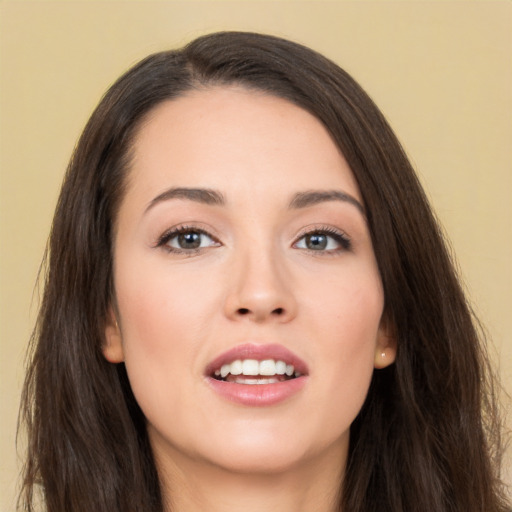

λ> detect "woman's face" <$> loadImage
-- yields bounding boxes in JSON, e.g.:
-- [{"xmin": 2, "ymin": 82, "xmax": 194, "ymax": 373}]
[{"xmin": 104, "ymin": 87, "xmax": 395, "ymax": 476}]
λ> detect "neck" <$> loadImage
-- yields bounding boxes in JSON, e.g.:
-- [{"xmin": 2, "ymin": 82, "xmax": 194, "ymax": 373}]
[{"xmin": 154, "ymin": 442, "xmax": 347, "ymax": 512}]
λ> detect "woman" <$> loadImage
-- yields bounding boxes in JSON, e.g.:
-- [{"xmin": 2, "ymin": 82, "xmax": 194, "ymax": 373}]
[{"xmin": 19, "ymin": 31, "xmax": 509, "ymax": 512}]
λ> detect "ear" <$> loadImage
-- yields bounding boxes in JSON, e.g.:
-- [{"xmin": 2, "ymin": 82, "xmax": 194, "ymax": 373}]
[
  {"xmin": 374, "ymin": 315, "xmax": 397, "ymax": 370},
  {"xmin": 103, "ymin": 307, "xmax": 124, "ymax": 363}
]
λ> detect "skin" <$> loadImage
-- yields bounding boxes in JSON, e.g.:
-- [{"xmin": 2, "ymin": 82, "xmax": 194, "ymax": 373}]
[{"xmin": 104, "ymin": 86, "xmax": 396, "ymax": 512}]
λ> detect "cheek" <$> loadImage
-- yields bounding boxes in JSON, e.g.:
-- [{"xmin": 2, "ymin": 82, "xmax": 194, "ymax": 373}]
[
  {"xmin": 115, "ymin": 257, "xmax": 219, "ymax": 343},
  {"xmin": 303, "ymin": 266, "xmax": 383, "ymax": 420},
  {"xmin": 113, "ymin": 259, "xmax": 220, "ymax": 395},
  {"xmin": 113, "ymin": 269, "xmax": 209, "ymax": 427},
  {"xmin": 304, "ymin": 262, "xmax": 384, "ymax": 348}
]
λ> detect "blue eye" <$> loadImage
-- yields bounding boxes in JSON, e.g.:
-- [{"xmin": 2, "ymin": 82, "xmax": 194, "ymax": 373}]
[
  {"xmin": 158, "ymin": 228, "xmax": 219, "ymax": 252},
  {"xmin": 295, "ymin": 230, "xmax": 351, "ymax": 252}
]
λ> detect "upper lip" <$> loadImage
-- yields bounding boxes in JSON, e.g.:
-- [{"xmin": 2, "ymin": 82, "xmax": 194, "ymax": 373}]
[{"xmin": 205, "ymin": 343, "xmax": 309, "ymax": 377}]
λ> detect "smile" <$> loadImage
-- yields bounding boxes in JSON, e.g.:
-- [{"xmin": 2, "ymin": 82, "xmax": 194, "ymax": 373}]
[
  {"xmin": 205, "ymin": 344, "xmax": 308, "ymax": 406},
  {"xmin": 213, "ymin": 359, "xmax": 302, "ymax": 384}
]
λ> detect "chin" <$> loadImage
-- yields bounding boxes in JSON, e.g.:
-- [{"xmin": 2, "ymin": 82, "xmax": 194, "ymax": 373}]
[
  {"xmin": 209, "ymin": 442, "xmax": 311, "ymax": 475},
  {"xmin": 195, "ymin": 422, "xmax": 349, "ymax": 477}
]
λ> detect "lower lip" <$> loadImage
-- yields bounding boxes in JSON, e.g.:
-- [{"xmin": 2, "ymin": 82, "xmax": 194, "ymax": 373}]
[{"xmin": 206, "ymin": 376, "xmax": 307, "ymax": 406}]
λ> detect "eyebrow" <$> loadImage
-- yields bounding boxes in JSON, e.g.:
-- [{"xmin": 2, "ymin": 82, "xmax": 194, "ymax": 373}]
[
  {"xmin": 289, "ymin": 190, "xmax": 365, "ymax": 214},
  {"xmin": 145, "ymin": 187, "xmax": 225, "ymax": 213},
  {"xmin": 144, "ymin": 187, "xmax": 364, "ymax": 215}
]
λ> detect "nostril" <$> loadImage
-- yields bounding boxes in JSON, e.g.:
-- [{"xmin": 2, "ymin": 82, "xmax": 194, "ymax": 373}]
[{"xmin": 234, "ymin": 307, "xmax": 286, "ymax": 317}]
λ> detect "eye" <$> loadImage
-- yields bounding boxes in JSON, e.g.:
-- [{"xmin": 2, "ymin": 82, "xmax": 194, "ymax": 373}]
[
  {"xmin": 157, "ymin": 227, "xmax": 220, "ymax": 253},
  {"xmin": 294, "ymin": 229, "xmax": 351, "ymax": 252}
]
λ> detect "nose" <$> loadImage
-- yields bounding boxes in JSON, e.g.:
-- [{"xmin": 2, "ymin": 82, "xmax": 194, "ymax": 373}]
[{"xmin": 223, "ymin": 246, "xmax": 297, "ymax": 324}]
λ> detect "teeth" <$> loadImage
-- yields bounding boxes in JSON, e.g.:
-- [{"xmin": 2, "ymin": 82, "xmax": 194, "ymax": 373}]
[
  {"xmin": 220, "ymin": 364, "xmax": 230, "ymax": 378},
  {"xmin": 214, "ymin": 359, "xmax": 297, "ymax": 379},
  {"xmin": 230, "ymin": 360, "xmax": 242, "ymax": 375},
  {"xmin": 259, "ymin": 359, "xmax": 276, "ymax": 375},
  {"xmin": 243, "ymin": 379, "xmax": 259, "ymax": 385},
  {"xmin": 275, "ymin": 360, "xmax": 286, "ymax": 375},
  {"xmin": 234, "ymin": 377, "xmax": 280, "ymax": 385},
  {"xmin": 242, "ymin": 359, "xmax": 260, "ymax": 376}
]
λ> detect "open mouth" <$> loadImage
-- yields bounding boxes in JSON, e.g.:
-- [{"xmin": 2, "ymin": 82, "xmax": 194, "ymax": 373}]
[
  {"xmin": 211, "ymin": 358, "xmax": 303, "ymax": 385},
  {"xmin": 206, "ymin": 345, "xmax": 308, "ymax": 405}
]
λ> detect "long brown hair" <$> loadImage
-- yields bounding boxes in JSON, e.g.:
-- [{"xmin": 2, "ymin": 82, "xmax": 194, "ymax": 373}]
[{"xmin": 19, "ymin": 31, "xmax": 510, "ymax": 512}]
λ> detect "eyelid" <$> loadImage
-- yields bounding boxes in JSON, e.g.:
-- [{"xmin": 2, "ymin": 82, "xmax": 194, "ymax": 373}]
[
  {"xmin": 153, "ymin": 223, "xmax": 350, "ymax": 255},
  {"xmin": 293, "ymin": 224, "xmax": 351, "ymax": 252},
  {"xmin": 154, "ymin": 224, "xmax": 222, "ymax": 253}
]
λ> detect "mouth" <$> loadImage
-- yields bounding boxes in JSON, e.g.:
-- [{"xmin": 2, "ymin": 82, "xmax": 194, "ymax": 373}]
[
  {"xmin": 211, "ymin": 358, "xmax": 303, "ymax": 385},
  {"xmin": 205, "ymin": 343, "xmax": 308, "ymax": 405}
]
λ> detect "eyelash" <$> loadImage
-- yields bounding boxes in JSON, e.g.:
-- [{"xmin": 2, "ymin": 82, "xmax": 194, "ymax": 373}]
[
  {"xmin": 293, "ymin": 226, "xmax": 352, "ymax": 254},
  {"xmin": 155, "ymin": 225, "xmax": 351, "ymax": 255},
  {"xmin": 155, "ymin": 225, "xmax": 220, "ymax": 255}
]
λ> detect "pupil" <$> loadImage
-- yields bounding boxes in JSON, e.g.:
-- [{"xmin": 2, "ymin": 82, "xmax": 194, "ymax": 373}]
[
  {"xmin": 307, "ymin": 234, "xmax": 327, "ymax": 250},
  {"xmin": 178, "ymin": 232, "xmax": 201, "ymax": 249}
]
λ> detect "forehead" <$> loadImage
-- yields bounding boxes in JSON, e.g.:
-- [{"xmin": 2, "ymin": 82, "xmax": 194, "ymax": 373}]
[{"xmin": 126, "ymin": 86, "xmax": 361, "ymax": 206}]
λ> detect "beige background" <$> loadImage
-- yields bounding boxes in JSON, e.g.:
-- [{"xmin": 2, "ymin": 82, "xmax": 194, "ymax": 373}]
[{"xmin": 1, "ymin": 1, "xmax": 511, "ymax": 510}]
